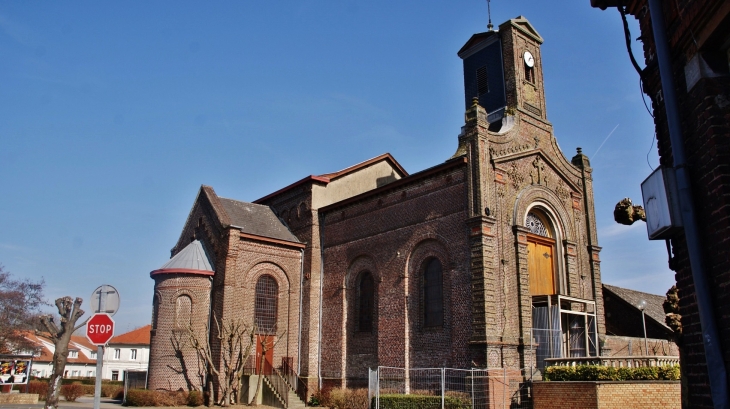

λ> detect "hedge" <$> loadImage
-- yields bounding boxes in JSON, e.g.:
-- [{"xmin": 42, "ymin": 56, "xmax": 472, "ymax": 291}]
[
  {"xmin": 373, "ymin": 394, "xmax": 471, "ymax": 409},
  {"xmin": 31, "ymin": 377, "xmax": 123, "ymax": 387},
  {"xmin": 543, "ymin": 365, "xmax": 680, "ymax": 381},
  {"xmin": 61, "ymin": 384, "xmax": 85, "ymax": 402},
  {"xmin": 123, "ymin": 389, "xmax": 199, "ymax": 407}
]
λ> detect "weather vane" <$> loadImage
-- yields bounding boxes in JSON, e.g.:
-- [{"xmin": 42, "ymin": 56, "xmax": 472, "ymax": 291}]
[{"xmin": 487, "ymin": 0, "xmax": 493, "ymax": 31}]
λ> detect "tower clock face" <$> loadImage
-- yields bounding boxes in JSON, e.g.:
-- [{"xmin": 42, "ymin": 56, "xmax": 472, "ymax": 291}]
[{"xmin": 524, "ymin": 51, "xmax": 535, "ymax": 67}]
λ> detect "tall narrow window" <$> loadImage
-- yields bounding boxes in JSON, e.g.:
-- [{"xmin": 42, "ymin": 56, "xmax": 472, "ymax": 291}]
[
  {"xmin": 423, "ymin": 258, "xmax": 444, "ymax": 328},
  {"xmin": 255, "ymin": 275, "xmax": 278, "ymax": 334},
  {"xmin": 175, "ymin": 295, "xmax": 192, "ymax": 328},
  {"xmin": 358, "ymin": 272, "xmax": 374, "ymax": 332}
]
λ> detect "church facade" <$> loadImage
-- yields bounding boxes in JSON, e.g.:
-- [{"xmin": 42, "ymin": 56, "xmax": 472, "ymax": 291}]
[{"xmin": 147, "ymin": 16, "xmax": 606, "ymax": 394}]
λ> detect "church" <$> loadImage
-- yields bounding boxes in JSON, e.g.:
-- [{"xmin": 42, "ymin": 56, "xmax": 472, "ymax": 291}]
[{"xmin": 147, "ymin": 16, "xmax": 606, "ymax": 396}]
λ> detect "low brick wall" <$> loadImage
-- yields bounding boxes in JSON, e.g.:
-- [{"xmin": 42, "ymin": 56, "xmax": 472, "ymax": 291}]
[
  {"xmin": 532, "ymin": 381, "xmax": 680, "ymax": 409},
  {"xmin": 0, "ymin": 393, "xmax": 40, "ymax": 404}
]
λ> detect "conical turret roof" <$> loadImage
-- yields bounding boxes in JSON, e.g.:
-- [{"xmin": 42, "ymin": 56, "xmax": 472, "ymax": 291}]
[{"xmin": 150, "ymin": 240, "xmax": 214, "ymax": 277}]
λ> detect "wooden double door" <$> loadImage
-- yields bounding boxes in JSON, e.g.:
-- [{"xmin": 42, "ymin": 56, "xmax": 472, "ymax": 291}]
[{"xmin": 527, "ymin": 234, "xmax": 556, "ymax": 296}]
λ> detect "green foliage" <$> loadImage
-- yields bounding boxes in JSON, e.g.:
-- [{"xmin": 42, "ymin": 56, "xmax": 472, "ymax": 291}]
[
  {"xmin": 374, "ymin": 394, "xmax": 471, "ymax": 409},
  {"xmin": 61, "ymin": 384, "xmax": 85, "ymax": 402},
  {"xmin": 543, "ymin": 365, "xmax": 681, "ymax": 381},
  {"xmin": 308, "ymin": 394, "xmax": 321, "ymax": 406}
]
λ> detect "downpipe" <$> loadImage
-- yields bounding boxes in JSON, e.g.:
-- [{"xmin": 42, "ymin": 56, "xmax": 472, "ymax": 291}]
[{"xmin": 647, "ymin": 0, "xmax": 728, "ymax": 407}]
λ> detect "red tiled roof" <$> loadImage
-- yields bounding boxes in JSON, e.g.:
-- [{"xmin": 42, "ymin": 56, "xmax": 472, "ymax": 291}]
[
  {"xmin": 23, "ymin": 333, "xmax": 96, "ymax": 364},
  {"xmin": 109, "ymin": 325, "xmax": 151, "ymax": 345}
]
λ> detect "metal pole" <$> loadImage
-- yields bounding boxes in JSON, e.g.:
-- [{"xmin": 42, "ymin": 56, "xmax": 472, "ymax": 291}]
[
  {"xmin": 641, "ymin": 309, "xmax": 648, "ymax": 355},
  {"xmin": 441, "ymin": 368, "xmax": 445, "ymax": 409},
  {"xmin": 376, "ymin": 367, "xmax": 380, "ymax": 409},
  {"xmin": 646, "ymin": 0, "xmax": 728, "ymax": 407},
  {"xmin": 94, "ymin": 346, "xmax": 103, "ymax": 409}
]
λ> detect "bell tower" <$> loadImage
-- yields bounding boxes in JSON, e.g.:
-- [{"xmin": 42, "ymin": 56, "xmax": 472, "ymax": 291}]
[
  {"xmin": 498, "ymin": 16, "xmax": 547, "ymax": 121},
  {"xmin": 458, "ymin": 16, "xmax": 548, "ymax": 126}
]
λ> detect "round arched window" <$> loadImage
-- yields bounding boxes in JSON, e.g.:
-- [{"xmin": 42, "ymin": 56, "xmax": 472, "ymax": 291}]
[{"xmin": 254, "ymin": 275, "xmax": 278, "ymax": 334}]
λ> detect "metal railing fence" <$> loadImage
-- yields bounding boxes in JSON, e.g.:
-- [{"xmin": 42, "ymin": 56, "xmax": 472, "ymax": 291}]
[{"xmin": 370, "ymin": 366, "xmax": 534, "ymax": 409}]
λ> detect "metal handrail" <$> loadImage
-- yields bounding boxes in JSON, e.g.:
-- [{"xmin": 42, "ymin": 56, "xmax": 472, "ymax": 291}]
[{"xmin": 281, "ymin": 357, "xmax": 309, "ymax": 404}]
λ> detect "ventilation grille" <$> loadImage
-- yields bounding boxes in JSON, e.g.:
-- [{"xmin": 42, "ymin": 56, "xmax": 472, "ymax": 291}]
[{"xmin": 476, "ymin": 66, "xmax": 489, "ymax": 95}]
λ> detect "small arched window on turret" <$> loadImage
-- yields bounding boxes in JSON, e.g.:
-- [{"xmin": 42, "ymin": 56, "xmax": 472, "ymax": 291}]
[{"xmin": 175, "ymin": 295, "xmax": 192, "ymax": 329}]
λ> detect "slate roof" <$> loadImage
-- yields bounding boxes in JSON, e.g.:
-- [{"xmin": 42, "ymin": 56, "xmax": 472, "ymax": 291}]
[
  {"xmin": 603, "ymin": 284, "xmax": 669, "ymax": 330},
  {"xmin": 109, "ymin": 325, "xmax": 151, "ymax": 345},
  {"xmin": 218, "ymin": 198, "xmax": 299, "ymax": 243},
  {"xmin": 156, "ymin": 240, "xmax": 214, "ymax": 274}
]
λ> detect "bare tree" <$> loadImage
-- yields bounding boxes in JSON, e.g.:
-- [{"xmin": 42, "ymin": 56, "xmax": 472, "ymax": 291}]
[
  {"xmin": 0, "ymin": 266, "xmax": 45, "ymax": 354},
  {"xmin": 39, "ymin": 297, "xmax": 88, "ymax": 409},
  {"xmin": 249, "ymin": 330, "xmax": 285, "ymax": 407},
  {"xmin": 187, "ymin": 314, "xmax": 255, "ymax": 407}
]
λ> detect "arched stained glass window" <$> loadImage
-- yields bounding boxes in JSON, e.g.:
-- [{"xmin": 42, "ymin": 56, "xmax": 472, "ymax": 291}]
[
  {"xmin": 358, "ymin": 272, "xmax": 374, "ymax": 332},
  {"xmin": 423, "ymin": 258, "xmax": 443, "ymax": 328},
  {"xmin": 255, "ymin": 275, "xmax": 278, "ymax": 334},
  {"xmin": 526, "ymin": 212, "xmax": 550, "ymax": 237},
  {"xmin": 175, "ymin": 295, "xmax": 192, "ymax": 328}
]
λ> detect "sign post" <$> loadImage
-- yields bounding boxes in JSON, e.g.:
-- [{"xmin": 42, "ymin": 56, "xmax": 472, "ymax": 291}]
[
  {"xmin": 88, "ymin": 286, "xmax": 120, "ymax": 409},
  {"xmin": 87, "ymin": 313, "xmax": 115, "ymax": 409}
]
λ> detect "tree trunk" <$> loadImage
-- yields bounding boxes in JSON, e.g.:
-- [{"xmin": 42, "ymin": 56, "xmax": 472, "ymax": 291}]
[{"xmin": 44, "ymin": 331, "xmax": 72, "ymax": 409}]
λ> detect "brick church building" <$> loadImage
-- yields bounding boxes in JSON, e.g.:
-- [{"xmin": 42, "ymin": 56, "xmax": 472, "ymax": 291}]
[{"xmin": 147, "ymin": 16, "xmax": 608, "ymax": 395}]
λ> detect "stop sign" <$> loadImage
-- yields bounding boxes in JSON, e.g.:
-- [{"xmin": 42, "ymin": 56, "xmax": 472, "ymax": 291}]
[{"xmin": 86, "ymin": 313, "xmax": 115, "ymax": 345}]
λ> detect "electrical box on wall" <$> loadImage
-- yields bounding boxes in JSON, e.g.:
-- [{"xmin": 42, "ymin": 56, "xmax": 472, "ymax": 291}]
[{"xmin": 641, "ymin": 166, "xmax": 683, "ymax": 240}]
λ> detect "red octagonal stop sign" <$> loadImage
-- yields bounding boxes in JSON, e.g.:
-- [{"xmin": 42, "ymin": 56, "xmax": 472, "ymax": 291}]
[{"xmin": 86, "ymin": 313, "xmax": 115, "ymax": 345}]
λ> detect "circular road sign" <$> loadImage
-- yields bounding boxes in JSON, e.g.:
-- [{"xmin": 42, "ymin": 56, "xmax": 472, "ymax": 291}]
[
  {"xmin": 86, "ymin": 313, "xmax": 115, "ymax": 345},
  {"xmin": 90, "ymin": 285, "xmax": 120, "ymax": 316}
]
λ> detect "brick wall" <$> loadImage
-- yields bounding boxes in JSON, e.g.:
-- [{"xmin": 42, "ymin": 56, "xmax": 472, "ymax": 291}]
[
  {"xmin": 148, "ymin": 273, "xmax": 211, "ymax": 391},
  {"xmin": 533, "ymin": 381, "xmax": 681, "ymax": 409},
  {"xmin": 319, "ymin": 162, "xmax": 470, "ymax": 385},
  {"xmin": 618, "ymin": 1, "xmax": 730, "ymax": 407}
]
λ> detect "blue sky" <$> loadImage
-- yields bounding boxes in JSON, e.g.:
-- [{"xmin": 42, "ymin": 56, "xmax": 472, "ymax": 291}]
[{"xmin": 0, "ymin": 1, "xmax": 673, "ymax": 332}]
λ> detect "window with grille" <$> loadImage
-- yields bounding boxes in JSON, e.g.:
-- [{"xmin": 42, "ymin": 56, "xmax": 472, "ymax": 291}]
[
  {"xmin": 476, "ymin": 65, "xmax": 489, "ymax": 95},
  {"xmin": 526, "ymin": 212, "xmax": 550, "ymax": 237},
  {"xmin": 423, "ymin": 258, "xmax": 444, "ymax": 328},
  {"xmin": 255, "ymin": 275, "xmax": 278, "ymax": 334},
  {"xmin": 358, "ymin": 272, "xmax": 374, "ymax": 332}
]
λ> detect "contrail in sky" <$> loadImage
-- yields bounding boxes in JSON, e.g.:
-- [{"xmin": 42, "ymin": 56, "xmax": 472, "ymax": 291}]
[{"xmin": 592, "ymin": 124, "xmax": 620, "ymax": 160}]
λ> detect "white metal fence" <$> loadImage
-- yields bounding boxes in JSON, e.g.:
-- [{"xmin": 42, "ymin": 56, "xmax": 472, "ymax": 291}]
[{"xmin": 369, "ymin": 366, "xmax": 535, "ymax": 409}]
